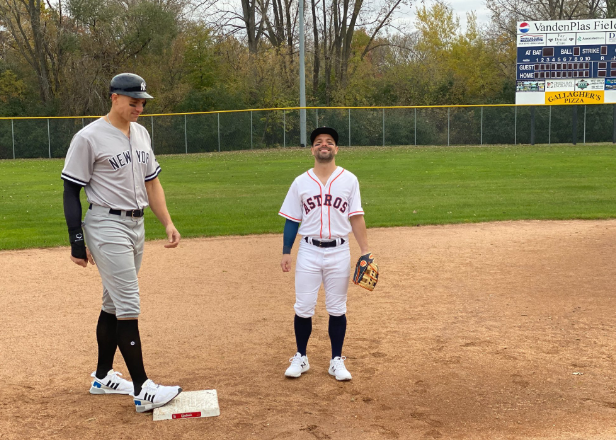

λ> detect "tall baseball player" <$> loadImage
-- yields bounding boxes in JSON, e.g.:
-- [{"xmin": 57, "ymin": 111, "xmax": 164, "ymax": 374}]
[
  {"xmin": 279, "ymin": 127, "xmax": 372, "ymax": 381},
  {"xmin": 62, "ymin": 73, "xmax": 182, "ymax": 413}
]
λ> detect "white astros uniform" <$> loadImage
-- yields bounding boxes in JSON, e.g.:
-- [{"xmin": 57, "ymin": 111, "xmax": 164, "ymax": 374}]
[{"xmin": 279, "ymin": 166, "xmax": 364, "ymax": 318}]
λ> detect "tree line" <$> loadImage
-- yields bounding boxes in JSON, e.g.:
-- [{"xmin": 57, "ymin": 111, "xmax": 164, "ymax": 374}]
[{"xmin": 0, "ymin": 0, "xmax": 613, "ymax": 117}]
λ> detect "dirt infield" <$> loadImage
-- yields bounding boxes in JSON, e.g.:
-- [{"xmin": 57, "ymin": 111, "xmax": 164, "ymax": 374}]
[{"xmin": 2, "ymin": 220, "xmax": 616, "ymax": 440}]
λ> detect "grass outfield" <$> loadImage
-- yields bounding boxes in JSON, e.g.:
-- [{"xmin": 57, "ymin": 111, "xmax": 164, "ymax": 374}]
[{"xmin": 1, "ymin": 145, "xmax": 616, "ymax": 250}]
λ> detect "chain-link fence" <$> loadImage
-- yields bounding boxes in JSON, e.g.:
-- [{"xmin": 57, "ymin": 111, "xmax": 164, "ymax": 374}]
[{"xmin": 0, "ymin": 104, "xmax": 614, "ymax": 159}]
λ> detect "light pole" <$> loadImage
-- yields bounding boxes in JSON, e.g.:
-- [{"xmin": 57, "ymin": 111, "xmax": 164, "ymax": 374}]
[{"xmin": 299, "ymin": 0, "xmax": 307, "ymax": 147}]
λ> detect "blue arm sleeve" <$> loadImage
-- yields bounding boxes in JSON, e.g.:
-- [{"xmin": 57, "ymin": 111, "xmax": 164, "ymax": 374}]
[{"xmin": 283, "ymin": 218, "xmax": 300, "ymax": 254}]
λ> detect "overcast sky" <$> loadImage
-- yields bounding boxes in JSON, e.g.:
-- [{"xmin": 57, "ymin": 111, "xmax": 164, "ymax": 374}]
[
  {"xmin": 213, "ymin": 0, "xmax": 492, "ymax": 34},
  {"xmin": 448, "ymin": 0, "xmax": 491, "ymax": 29},
  {"xmin": 400, "ymin": 0, "xmax": 492, "ymax": 32}
]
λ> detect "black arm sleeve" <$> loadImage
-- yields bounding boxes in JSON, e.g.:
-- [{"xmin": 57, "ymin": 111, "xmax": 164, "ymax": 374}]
[{"xmin": 63, "ymin": 179, "xmax": 87, "ymax": 259}]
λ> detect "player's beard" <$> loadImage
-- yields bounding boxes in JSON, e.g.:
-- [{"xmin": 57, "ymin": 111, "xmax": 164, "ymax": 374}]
[{"xmin": 315, "ymin": 148, "xmax": 335, "ymax": 163}]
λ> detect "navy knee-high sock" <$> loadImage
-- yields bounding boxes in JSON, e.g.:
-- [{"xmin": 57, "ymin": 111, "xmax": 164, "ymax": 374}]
[
  {"xmin": 95, "ymin": 310, "xmax": 118, "ymax": 379},
  {"xmin": 294, "ymin": 315, "xmax": 312, "ymax": 356},
  {"xmin": 328, "ymin": 314, "xmax": 347, "ymax": 359},
  {"xmin": 116, "ymin": 319, "xmax": 148, "ymax": 396}
]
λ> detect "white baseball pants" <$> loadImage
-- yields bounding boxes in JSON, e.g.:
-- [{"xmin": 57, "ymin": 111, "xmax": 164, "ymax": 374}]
[{"xmin": 294, "ymin": 239, "xmax": 351, "ymax": 318}]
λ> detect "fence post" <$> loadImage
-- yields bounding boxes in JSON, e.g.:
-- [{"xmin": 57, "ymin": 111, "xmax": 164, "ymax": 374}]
[
  {"xmin": 572, "ymin": 105, "xmax": 578, "ymax": 145},
  {"xmin": 316, "ymin": 108, "xmax": 318, "ymax": 127},
  {"xmin": 530, "ymin": 106, "xmax": 535, "ymax": 146},
  {"xmin": 151, "ymin": 116, "xmax": 154, "ymax": 144},
  {"xmin": 151, "ymin": 116, "xmax": 154, "ymax": 152},
  {"xmin": 348, "ymin": 108, "xmax": 351, "ymax": 147},
  {"xmin": 583, "ymin": 105, "xmax": 586, "ymax": 144},
  {"xmin": 184, "ymin": 114, "xmax": 188, "ymax": 154},
  {"xmin": 613, "ymin": 105, "xmax": 616, "ymax": 144},
  {"xmin": 480, "ymin": 107, "xmax": 483, "ymax": 145},
  {"xmin": 82, "ymin": 118, "xmax": 84, "ymax": 128},
  {"xmin": 11, "ymin": 119, "xmax": 15, "ymax": 160},
  {"xmin": 414, "ymin": 108, "xmax": 417, "ymax": 146},
  {"xmin": 283, "ymin": 110, "xmax": 286, "ymax": 148},
  {"xmin": 217, "ymin": 112, "xmax": 221, "ymax": 152},
  {"xmin": 251, "ymin": 111, "xmax": 253, "ymax": 149},
  {"xmin": 447, "ymin": 107, "xmax": 450, "ymax": 146},
  {"xmin": 382, "ymin": 108, "xmax": 385, "ymax": 147},
  {"xmin": 549, "ymin": 105, "xmax": 551, "ymax": 145},
  {"xmin": 47, "ymin": 118, "xmax": 51, "ymax": 158},
  {"xmin": 514, "ymin": 106, "xmax": 517, "ymax": 145}
]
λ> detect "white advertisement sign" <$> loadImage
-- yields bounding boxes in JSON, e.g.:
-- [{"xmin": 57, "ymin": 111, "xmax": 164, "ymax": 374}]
[
  {"xmin": 574, "ymin": 78, "xmax": 604, "ymax": 91},
  {"xmin": 517, "ymin": 34, "xmax": 546, "ymax": 46},
  {"xmin": 545, "ymin": 33, "xmax": 576, "ymax": 45},
  {"xmin": 545, "ymin": 80, "xmax": 575, "ymax": 91},
  {"xmin": 518, "ymin": 19, "xmax": 616, "ymax": 34},
  {"xmin": 575, "ymin": 32, "xmax": 606, "ymax": 45}
]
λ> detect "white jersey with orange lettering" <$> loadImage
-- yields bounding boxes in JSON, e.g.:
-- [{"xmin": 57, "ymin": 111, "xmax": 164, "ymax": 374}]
[
  {"xmin": 278, "ymin": 166, "xmax": 363, "ymax": 240},
  {"xmin": 279, "ymin": 166, "xmax": 364, "ymax": 319}
]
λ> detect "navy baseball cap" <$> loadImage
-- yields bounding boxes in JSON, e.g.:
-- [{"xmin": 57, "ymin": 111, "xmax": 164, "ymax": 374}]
[{"xmin": 310, "ymin": 127, "xmax": 339, "ymax": 145}]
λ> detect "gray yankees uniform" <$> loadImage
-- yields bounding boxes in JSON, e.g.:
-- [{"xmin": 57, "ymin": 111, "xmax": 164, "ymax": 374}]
[{"xmin": 62, "ymin": 117, "xmax": 161, "ymax": 318}]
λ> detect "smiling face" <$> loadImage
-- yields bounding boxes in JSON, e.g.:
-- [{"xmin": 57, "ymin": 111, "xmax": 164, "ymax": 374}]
[
  {"xmin": 311, "ymin": 134, "xmax": 338, "ymax": 163},
  {"xmin": 110, "ymin": 94, "xmax": 147, "ymax": 122}
]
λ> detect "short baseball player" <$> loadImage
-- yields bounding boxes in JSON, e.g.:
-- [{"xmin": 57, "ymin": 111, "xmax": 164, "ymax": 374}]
[
  {"xmin": 279, "ymin": 127, "xmax": 371, "ymax": 381},
  {"xmin": 62, "ymin": 73, "xmax": 182, "ymax": 412}
]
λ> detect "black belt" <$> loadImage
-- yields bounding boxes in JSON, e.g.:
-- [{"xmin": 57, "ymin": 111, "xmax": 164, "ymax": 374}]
[
  {"xmin": 305, "ymin": 237, "xmax": 345, "ymax": 248},
  {"xmin": 89, "ymin": 204, "xmax": 144, "ymax": 218}
]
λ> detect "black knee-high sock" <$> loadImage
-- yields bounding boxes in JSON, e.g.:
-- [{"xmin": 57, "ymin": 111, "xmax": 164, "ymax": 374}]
[
  {"xmin": 294, "ymin": 315, "xmax": 312, "ymax": 356},
  {"xmin": 328, "ymin": 314, "xmax": 347, "ymax": 359},
  {"xmin": 95, "ymin": 310, "xmax": 118, "ymax": 379},
  {"xmin": 116, "ymin": 319, "xmax": 148, "ymax": 396}
]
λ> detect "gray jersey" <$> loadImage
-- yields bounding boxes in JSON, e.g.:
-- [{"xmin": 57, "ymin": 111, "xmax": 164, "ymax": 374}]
[{"xmin": 61, "ymin": 118, "xmax": 161, "ymax": 210}]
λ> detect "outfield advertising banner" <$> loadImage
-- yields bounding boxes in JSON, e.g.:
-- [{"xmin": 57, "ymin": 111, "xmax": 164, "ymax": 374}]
[
  {"xmin": 576, "ymin": 32, "xmax": 606, "ymax": 45},
  {"xmin": 545, "ymin": 90, "xmax": 604, "ymax": 105},
  {"xmin": 517, "ymin": 34, "xmax": 546, "ymax": 46},
  {"xmin": 516, "ymin": 18, "xmax": 616, "ymax": 104},
  {"xmin": 546, "ymin": 79, "xmax": 575, "ymax": 91},
  {"xmin": 546, "ymin": 33, "xmax": 576, "ymax": 45},
  {"xmin": 575, "ymin": 78, "xmax": 605, "ymax": 90}
]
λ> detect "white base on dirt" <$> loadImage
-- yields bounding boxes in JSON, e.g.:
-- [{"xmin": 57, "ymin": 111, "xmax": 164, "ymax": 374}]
[{"xmin": 153, "ymin": 390, "xmax": 220, "ymax": 421}]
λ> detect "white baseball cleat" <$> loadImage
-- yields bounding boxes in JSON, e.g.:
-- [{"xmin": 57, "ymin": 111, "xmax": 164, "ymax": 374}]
[
  {"xmin": 90, "ymin": 370, "xmax": 133, "ymax": 395},
  {"xmin": 285, "ymin": 352, "xmax": 310, "ymax": 378},
  {"xmin": 329, "ymin": 356, "xmax": 352, "ymax": 381},
  {"xmin": 132, "ymin": 379, "xmax": 182, "ymax": 413}
]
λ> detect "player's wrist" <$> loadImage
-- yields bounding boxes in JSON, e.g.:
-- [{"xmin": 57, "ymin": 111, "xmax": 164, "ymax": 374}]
[
  {"xmin": 71, "ymin": 242, "xmax": 87, "ymax": 260},
  {"xmin": 68, "ymin": 226, "xmax": 85, "ymax": 245},
  {"xmin": 283, "ymin": 246, "xmax": 292, "ymax": 254},
  {"xmin": 68, "ymin": 227, "xmax": 87, "ymax": 260}
]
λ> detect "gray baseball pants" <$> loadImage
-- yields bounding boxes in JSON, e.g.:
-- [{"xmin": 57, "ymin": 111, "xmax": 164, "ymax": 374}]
[{"xmin": 83, "ymin": 205, "xmax": 145, "ymax": 319}]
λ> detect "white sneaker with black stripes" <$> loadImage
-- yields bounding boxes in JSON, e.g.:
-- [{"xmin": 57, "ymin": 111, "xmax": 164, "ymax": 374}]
[
  {"xmin": 132, "ymin": 379, "xmax": 182, "ymax": 413},
  {"xmin": 90, "ymin": 370, "xmax": 133, "ymax": 395}
]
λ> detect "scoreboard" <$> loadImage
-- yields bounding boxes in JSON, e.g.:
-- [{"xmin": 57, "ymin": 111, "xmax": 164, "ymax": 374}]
[{"xmin": 516, "ymin": 19, "xmax": 616, "ymax": 105}]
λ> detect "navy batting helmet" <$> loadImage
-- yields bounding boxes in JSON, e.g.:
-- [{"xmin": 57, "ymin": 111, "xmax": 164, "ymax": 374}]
[{"xmin": 109, "ymin": 73, "xmax": 153, "ymax": 99}]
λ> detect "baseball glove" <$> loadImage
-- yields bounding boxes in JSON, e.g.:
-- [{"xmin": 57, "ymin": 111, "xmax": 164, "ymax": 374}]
[{"xmin": 353, "ymin": 253, "xmax": 379, "ymax": 291}]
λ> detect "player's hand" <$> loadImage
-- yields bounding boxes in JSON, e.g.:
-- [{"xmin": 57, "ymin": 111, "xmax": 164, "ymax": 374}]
[
  {"xmin": 281, "ymin": 254, "xmax": 292, "ymax": 272},
  {"xmin": 70, "ymin": 248, "xmax": 95, "ymax": 267},
  {"xmin": 164, "ymin": 224, "xmax": 181, "ymax": 248}
]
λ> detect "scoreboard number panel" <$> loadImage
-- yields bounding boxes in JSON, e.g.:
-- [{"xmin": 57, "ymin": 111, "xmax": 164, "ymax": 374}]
[{"xmin": 516, "ymin": 19, "xmax": 616, "ymax": 105}]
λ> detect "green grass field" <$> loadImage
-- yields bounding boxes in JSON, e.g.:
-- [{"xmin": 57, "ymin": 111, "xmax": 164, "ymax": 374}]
[{"xmin": 1, "ymin": 145, "xmax": 616, "ymax": 250}]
